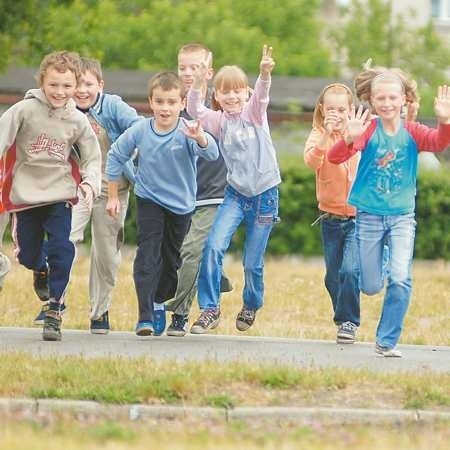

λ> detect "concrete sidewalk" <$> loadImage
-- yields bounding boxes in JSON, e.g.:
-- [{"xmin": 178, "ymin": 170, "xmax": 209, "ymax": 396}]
[{"xmin": 1, "ymin": 327, "xmax": 449, "ymax": 373}]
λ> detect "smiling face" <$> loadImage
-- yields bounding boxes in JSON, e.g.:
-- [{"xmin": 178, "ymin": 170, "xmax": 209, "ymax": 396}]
[
  {"xmin": 370, "ymin": 80, "xmax": 405, "ymax": 124},
  {"xmin": 41, "ymin": 67, "xmax": 77, "ymax": 108},
  {"xmin": 214, "ymin": 86, "xmax": 249, "ymax": 114},
  {"xmin": 149, "ymin": 86, "xmax": 185, "ymax": 132},
  {"xmin": 320, "ymin": 91, "xmax": 350, "ymax": 133},
  {"xmin": 74, "ymin": 70, "xmax": 104, "ymax": 110}
]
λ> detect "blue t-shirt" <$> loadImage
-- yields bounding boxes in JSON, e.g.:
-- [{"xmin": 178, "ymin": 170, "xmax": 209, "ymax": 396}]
[{"xmin": 349, "ymin": 118, "xmax": 418, "ymax": 215}]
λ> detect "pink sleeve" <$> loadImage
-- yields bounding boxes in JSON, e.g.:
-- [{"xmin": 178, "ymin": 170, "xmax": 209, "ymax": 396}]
[
  {"xmin": 186, "ymin": 88, "xmax": 222, "ymax": 138},
  {"xmin": 242, "ymin": 75, "xmax": 270, "ymax": 126},
  {"xmin": 406, "ymin": 121, "xmax": 450, "ymax": 152}
]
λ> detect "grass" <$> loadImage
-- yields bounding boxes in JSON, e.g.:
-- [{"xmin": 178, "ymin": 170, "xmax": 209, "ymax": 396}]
[
  {"xmin": 0, "ymin": 245, "xmax": 449, "ymax": 346},
  {"xmin": 1, "ymin": 417, "xmax": 450, "ymax": 450},
  {"xmin": 0, "ymin": 354, "xmax": 449, "ymax": 410}
]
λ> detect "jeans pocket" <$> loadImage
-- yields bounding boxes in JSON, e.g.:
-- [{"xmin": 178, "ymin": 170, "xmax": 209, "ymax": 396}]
[{"xmin": 257, "ymin": 187, "xmax": 279, "ymax": 225}]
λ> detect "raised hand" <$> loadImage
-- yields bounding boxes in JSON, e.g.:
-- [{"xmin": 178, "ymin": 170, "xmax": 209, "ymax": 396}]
[
  {"xmin": 182, "ymin": 118, "xmax": 208, "ymax": 147},
  {"xmin": 434, "ymin": 85, "xmax": 450, "ymax": 124},
  {"xmin": 346, "ymin": 104, "xmax": 370, "ymax": 141},
  {"xmin": 260, "ymin": 45, "xmax": 275, "ymax": 79},
  {"xmin": 192, "ymin": 51, "xmax": 212, "ymax": 90}
]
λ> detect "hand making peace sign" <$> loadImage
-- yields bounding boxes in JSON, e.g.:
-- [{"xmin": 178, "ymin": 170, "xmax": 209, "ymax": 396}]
[
  {"xmin": 260, "ymin": 45, "xmax": 275, "ymax": 79},
  {"xmin": 192, "ymin": 51, "xmax": 212, "ymax": 90}
]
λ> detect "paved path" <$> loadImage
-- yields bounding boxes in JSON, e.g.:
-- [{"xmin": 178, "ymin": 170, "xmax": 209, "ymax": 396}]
[{"xmin": 1, "ymin": 327, "xmax": 449, "ymax": 373}]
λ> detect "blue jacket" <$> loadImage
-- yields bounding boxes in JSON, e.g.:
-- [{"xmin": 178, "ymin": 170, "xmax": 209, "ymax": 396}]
[{"xmin": 89, "ymin": 93, "xmax": 143, "ymax": 183}]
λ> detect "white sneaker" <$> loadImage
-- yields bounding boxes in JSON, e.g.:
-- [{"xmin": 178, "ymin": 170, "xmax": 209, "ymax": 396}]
[{"xmin": 375, "ymin": 344, "xmax": 402, "ymax": 358}]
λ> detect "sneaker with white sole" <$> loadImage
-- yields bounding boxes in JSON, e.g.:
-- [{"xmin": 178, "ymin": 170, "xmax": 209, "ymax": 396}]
[
  {"xmin": 190, "ymin": 309, "xmax": 220, "ymax": 334},
  {"xmin": 90, "ymin": 311, "xmax": 110, "ymax": 334},
  {"xmin": 375, "ymin": 344, "xmax": 402, "ymax": 358},
  {"xmin": 34, "ymin": 302, "xmax": 66, "ymax": 326},
  {"xmin": 336, "ymin": 321, "xmax": 357, "ymax": 344},
  {"xmin": 236, "ymin": 307, "xmax": 256, "ymax": 331},
  {"xmin": 166, "ymin": 314, "xmax": 188, "ymax": 337}
]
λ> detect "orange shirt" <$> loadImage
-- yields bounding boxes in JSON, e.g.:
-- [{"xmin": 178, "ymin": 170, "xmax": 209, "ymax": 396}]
[{"xmin": 304, "ymin": 127, "xmax": 359, "ymax": 217}]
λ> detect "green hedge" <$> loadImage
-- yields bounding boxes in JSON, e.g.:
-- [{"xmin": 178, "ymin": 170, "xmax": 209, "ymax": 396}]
[{"xmin": 123, "ymin": 160, "xmax": 450, "ymax": 260}]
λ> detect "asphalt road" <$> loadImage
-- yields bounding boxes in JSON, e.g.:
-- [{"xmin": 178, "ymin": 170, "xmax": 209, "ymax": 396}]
[{"xmin": 1, "ymin": 327, "xmax": 449, "ymax": 374}]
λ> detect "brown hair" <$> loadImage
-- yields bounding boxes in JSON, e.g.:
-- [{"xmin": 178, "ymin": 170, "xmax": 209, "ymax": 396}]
[
  {"xmin": 354, "ymin": 59, "xmax": 420, "ymax": 110},
  {"xmin": 148, "ymin": 71, "xmax": 185, "ymax": 99},
  {"xmin": 37, "ymin": 50, "xmax": 81, "ymax": 86},
  {"xmin": 211, "ymin": 65, "xmax": 249, "ymax": 111},
  {"xmin": 312, "ymin": 83, "xmax": 354, "ymax": 129},
  {"xmin": 79, "ymin": 57, "xmax": 103, "ymax": 82}
]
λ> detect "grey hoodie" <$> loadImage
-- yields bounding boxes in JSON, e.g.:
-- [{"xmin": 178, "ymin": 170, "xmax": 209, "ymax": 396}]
[{"xmin": 0, "ymin": 89, "xmax": 101, "ymax": 210}]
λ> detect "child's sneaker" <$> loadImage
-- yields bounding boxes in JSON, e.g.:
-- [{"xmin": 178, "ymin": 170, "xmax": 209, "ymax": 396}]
[
  {"xmin": 34, "ymin": 302, "xmax": 66, "ymax": 326},
  {"xmin": 42, "ymin": 308, "xmax": 62, "ymax": 341},
  {"xmin": 33, "ymin": 269, "xmax": 50, "ymax": 301},
  {"xmin": 336, "ymin": 321, "xmax": 357, "ymax": 344},
  {"xmin": 90, "ymin": 311, "xmax": 110, "ymax": 334},
  {"xmin": 135, "ymin": 321, "xmax": 153, "ymax": 336},
  {"xmin": 190, "ymin": 309, "xmax": 220, "ymax": 334},
  {"xmin": 235, "ymin": 307, "xmax": 256, "ymax": 331},
  {"xmin": 375, "ymin": 344, "xmax": 402, "ymax": 358},
  {"xmin": 167, "ymin": 314, "xmax": 188, "ymax": 337},
  {"xmin": 153, "ymin": 302, "xmax": 166, "ymax": 336}
]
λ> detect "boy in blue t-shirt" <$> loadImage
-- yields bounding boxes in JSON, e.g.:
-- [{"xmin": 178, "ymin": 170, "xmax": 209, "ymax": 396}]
[{"xmin": 106, "ymin": 71, "xmax": 218, "ymax": 336}]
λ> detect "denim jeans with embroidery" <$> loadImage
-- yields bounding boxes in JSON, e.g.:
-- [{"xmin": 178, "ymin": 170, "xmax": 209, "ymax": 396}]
[
  {"xmin": 197, "ymin": 185, "xmax": 279, "ymax": 311},
  {"xmin": 356, "ymin": 211, "xmax": 416, "ymax": 349}
]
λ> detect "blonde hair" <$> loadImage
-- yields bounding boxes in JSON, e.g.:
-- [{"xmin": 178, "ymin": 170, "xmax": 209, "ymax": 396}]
[
  {"xmin": 354, "ymin": 59, "xmax": 419, "ymax": 109},
  {"xmin": 178, "ymin": 43, "xmax": 213, "ymax": 66},
  {"xmin": 312, "ymin": 83, "xmax": 354, "ymax": 129},
  {"xmin": 79, "ymin": 57, "xmax": 103, "ymax": 83},
  {"xmin": 212, "ymin": 65, "xmax": 249, "ymax": 111},
  {"xmin": 37, "ymin": 50, "xmax": 81, "ymax": 86}
]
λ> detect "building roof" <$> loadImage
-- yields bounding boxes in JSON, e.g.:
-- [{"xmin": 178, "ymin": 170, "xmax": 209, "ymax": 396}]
[{"xmin": 0, "ymin": 66, "xmax": 351, "ymax": 113}]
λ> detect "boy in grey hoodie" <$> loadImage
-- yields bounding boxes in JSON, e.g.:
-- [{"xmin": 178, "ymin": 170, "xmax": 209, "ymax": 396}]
[{"xmin": 0, "ymin": 50, "xmax": 101, "ymax": 341}]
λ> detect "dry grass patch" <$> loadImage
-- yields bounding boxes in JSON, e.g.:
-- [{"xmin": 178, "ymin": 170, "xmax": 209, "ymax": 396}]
[{"xmin": 0, "ymin": 245, "xmax": 449, "ymax": 346}]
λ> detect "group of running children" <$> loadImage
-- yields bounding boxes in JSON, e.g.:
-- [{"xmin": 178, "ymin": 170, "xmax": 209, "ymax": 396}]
[{"xmin": 0, "ymin": 43, "xmax": 449, "ymax": 358}]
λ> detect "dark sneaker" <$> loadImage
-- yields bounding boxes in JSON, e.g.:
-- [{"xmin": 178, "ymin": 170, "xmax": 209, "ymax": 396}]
[
  {"xmin": 190, "ymin": 309, "xmax": 220, "ymax": 334},
  {"xmin": 336, "ymin": 321, "xmax": 357, "ymax": 344},
  {"xmin": 220, "ymin": 275, "xmax": 233, "ymax": 293},
  {"xmin": 34, "ymin": 302, "xmax": 66, "ymax": 326},
  {"xmin": 42, "ymin": 310, "xmax": 62, "ymax": 341},
  {"xmin": 90, "ymin": 311, "xmax": 110, "ymax": 335},
  {"xmin": 167, "ymin": 314, "xmax": 188, "ymax": 337},
  {"xmin": 235, "ymin": 307, "xmax": 256, "ymax": 331},
  {"xmin": 33, "ymin": 269, "xmax": 49, "ymax": 301},
  {"xmin": 153, "ymin": 303, "xmax": 166, "ymax": 336},
  {"xmin": 375, "ymin": 344, "xmax": 402, "ymax": 358},
  {"xmin": 135, "ymin": 321, "xmax": 153, "ymax": 336}
]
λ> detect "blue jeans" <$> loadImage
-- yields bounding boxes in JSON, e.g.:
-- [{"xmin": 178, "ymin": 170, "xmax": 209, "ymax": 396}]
[
  {"xmin": 198, "ymin": 185, "xmax": 279, "ymax": 311},
  {"xmin": 320, "ymin": 216, "xmax": 360, "ymax": 326},
  {"xmin": 356, "ymin": 212, "xmax": 416, "ymax": 349}
]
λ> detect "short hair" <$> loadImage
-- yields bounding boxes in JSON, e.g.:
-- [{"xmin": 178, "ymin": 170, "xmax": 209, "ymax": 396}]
[
  {"xmin": 177, "ymin": 43, "xmax": 213, "ymax": 67},
  {"xmin": 312, "ymin": 83, "xmax": 354, "ymax": 129},
  {"xmin": 79, "ymin": 57, "xmax": 103, "ymax": 83},
  {"xmin": 148, "ymin": 71, "xmax": 185, "ymax": 99},
  {"xmin": 37, "ymin": 50, "xmax": 81, "ymax": 86}
]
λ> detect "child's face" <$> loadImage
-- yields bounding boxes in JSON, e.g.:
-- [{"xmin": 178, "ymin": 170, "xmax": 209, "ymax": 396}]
[
  {"xmin": 214, "ymin": 86, "xmax": 249, "ymax": 114},
  {"xmin": 370, "ymin": 82, "xmax": 405, "ymax": 122},
  {"xmin": 149, "ymin": 87, "xmax": 185, "ymax": 131},
  {"xmin": 74, "ymin": 70, "xmax": 104, "ymax": 110},
  {"xmin": 178, "ymin": 50, "xmax": 213, "ymax": 90},
  {"xmin": 41, "ymin": 68, "xmax": 77, "ymax": 108},
  {"xmin": 320, "ymin": 92, "xmax": 350, "ymax": 133}
]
